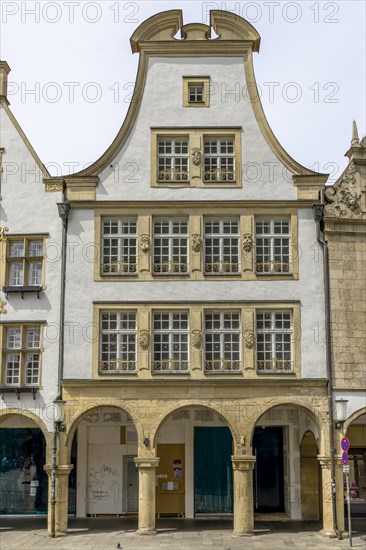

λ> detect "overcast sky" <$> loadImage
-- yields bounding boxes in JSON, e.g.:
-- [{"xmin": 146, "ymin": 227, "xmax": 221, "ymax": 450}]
[{"xmin": 1, "ymin": 1, "xmax": 365, "ymax": 181}]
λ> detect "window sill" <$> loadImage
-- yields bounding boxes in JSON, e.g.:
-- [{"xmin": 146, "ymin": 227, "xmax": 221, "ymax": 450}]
[
  {"xmin": 97, "ymin": 372, "xmax": 138, "ymax": 376},
  {"xmin": 204, "ymin": 371, "xmax": 243, "ymax": 375},
  {"xmin": 203, "ymin": 272, "xmax": 241, "ymax": 277},
  {"xmin": 152, "ymin": 272, "xmax": 190, "ymax": 277},
  {"xmin": 3, "ymin": 286, "xmax": 43, "ymax": 299},
  {"xmin": 256, "ymin": 371, "xmax": 296, "ymax": 376},
  {"xmin": 0, "ymin": 386, "xmax": 38, "ymax": 399},
  {"xmin": 152, "ymin": 371, "xmax": 190, "ymax": 376}
]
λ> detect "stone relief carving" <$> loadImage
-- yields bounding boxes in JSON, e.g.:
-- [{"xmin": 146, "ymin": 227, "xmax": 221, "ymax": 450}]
[
  {"xmin": 192, "ymin": 330, "xmax": 203, "ymax": 350},
  {"xmin": 139, "ymin": 330, "xmax": 150, "ymax": 351},
  {"xmin": 243, "ymin": 330, "xmax": 255, "ymax": 349},
  {"xmin": 191, "ymin": 234, "xmax": 202, "ymax": 253},
  {"xmin": 242, "ymin": 234, "xmax": 254, "ymax": 253},
  {"xmin": 192, "ymin": 147, "xmax": 202, "ymax": 166},
  {"xmin": 45, "ymin": 183, "xmax": 63, "ymax": 192},
  {"xmin": 324, "ymin": 162, "xmax": 361, "ymax": 218},
  {"xmin": 0, "ymin": 299, "xmax": 7, "ymax": 314},
  {"xmin": 0, "ymin": 227, "xmax": 9, "ymax": 241},
  {"xmin": 140, "ymin": 234, "xmax": 151, "ymax": 253}
]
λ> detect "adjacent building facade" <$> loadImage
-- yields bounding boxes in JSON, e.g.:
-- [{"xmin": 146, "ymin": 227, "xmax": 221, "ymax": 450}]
[
  {"xmin": 0, "ymin": 9, "xmax": 364, "ymax": 539},
  {"xmin": 324, "ymin": 126, "xmax": 366, "ymax": 518}
]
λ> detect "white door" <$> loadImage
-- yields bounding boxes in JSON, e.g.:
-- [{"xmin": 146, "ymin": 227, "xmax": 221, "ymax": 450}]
[
  {"xmin": 87, "ymin": 443, "xmax": 122, "ymax": 515},
  {"xmin": 124, "ymin": 456, "xmax": 138, "ymax": 513}
]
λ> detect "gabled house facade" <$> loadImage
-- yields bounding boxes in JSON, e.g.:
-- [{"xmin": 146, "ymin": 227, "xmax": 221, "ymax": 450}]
[
  {"xmin": 1, "ymin": 9, "xmax": 360, "ymax": 539},
  {"xmin": 0, "ymin": 61, "xmax": 61, "ymax": 517}
]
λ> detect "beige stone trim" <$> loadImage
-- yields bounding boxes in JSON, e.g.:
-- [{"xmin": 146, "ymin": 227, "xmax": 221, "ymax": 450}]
[
  {"xmin": 130, "ymin": 10, "xmax": 261, "ymax": 53},
  {"xmin": 94, "ymin": 208, "xmax": 299, "ymax": 282},
  {"xmin": 151, "ymin": 127, "xmax": 242, "ymax": 188},
  {"xmin": 293, "ymin": 174, "xmax": 328, "ymax": 200},
  {"xmin": 43, "ymin": 176, "xmax": 98, "ymax": 199},
  {"xmin": 183, "ymin": 76, "xmax": 210, "ymax": 107},
  {"xmin": 91, "ymin": 301, "xmax": 301, "ymax": 380},
  {"xmin": 232, "ymin": 455, "xmax": 256, "ymax": 470}
]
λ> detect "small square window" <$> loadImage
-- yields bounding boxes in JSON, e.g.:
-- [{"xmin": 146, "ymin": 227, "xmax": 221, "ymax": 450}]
[
  {"xmin": 188, "ymin": 84, "xmax": 204, "ymax": 103},
  {"xmin": 183, "ymin": 77, "xmax": 210, "ymax": 107}
]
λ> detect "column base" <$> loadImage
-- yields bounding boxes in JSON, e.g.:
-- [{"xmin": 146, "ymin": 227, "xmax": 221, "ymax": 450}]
[
  {"xmin": 232, "ymin": 531, "xmax": 254, "ymax": 537},
  {"xmin": 319, "ymin": 528, "xmax": 338, "ymax": 538},
  {"xmin": 49, "ymin": 532, "xmax": 67, "ymax": 538},
  {"xmin": 136, "ymin": 528, "xmax": 157, "ymax": 536}
]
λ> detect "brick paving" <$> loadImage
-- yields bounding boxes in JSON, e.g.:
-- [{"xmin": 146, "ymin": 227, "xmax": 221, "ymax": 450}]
[{"xmin": 0, "ymin": 517, "xmax": 365, "ymax": 550}]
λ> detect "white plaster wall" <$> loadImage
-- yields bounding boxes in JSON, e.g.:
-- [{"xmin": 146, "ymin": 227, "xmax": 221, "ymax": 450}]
[
  {"xmin": 64, "ymin": 207, "xmax": 326, "ymax": 380},
  {"xmin": 0, "ymin": 105, "xmax": 62, "ymax": 432},
  {"xmin": 334, "ymin": 391, "xmax": 366, "ymax": 422},
  {"xmin": 97, "ymin": 57, "xmax": 297, "ymax": 202}
]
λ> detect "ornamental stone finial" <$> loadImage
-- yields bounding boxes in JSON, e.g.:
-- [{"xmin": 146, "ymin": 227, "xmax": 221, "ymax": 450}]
[{"xmin": 351, "ymin": 120, "xmax": 360, "ymax": 146}]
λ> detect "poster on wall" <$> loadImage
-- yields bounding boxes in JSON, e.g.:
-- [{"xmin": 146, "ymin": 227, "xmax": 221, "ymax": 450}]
[{"xmin": 173, "ymin": 459, "xmax": 183, "ymax": 478}]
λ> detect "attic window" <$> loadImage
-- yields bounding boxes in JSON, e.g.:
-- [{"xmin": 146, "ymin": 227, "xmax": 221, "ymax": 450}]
[
  {"xmin": 183, "ymin": 77, "xmax": 210, "ymax": 107},
  {"xmin": 189, "ymin": 84, "xmax": 204, "ymax": 103}
]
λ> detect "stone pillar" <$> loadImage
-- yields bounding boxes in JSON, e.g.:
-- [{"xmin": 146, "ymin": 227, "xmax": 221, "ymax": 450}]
[
  {"xmin": 232, "ymin": 455, "xmax": 256, "ymax": 537},
  {"xmin": 135, "ymin": 457, "xmax": 159, "ymax": 535},
  {"xmin": 335, "ymin": 456, "xmax": 345, "ymax": 533},
  {"xmin": 318, "ymin": 456, "xmax": 337, "ymax": 538},
  {"xmin": 44, "ymin": 464, "xmax": 73, "ymax": 536}
]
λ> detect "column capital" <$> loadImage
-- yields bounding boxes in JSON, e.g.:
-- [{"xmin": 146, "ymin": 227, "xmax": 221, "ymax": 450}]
[
  {"xmin": 44, "ymin": 464, "xmax": 73, "ymax": 476},
  {"xmin": 135, "ymin": 457, "xmax": 159, "ymax": 470},
  {"xmin": 232, "ymin": 455, "xmax": 256, "ymax": 470}
]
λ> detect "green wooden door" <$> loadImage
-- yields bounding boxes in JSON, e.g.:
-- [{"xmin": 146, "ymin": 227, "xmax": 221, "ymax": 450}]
[{"xmin": 194, "ymin": 427, "xmax": 233, "ymax": 513}]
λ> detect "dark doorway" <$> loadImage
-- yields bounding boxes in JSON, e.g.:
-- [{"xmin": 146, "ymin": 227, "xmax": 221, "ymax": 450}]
[
  {"xmin": 194, "ymin": 426, "xmax": 233, "ymax": 513},
  {"xmin": 253, "ymin": 426, "xmax": 284, "ymax": 512}
]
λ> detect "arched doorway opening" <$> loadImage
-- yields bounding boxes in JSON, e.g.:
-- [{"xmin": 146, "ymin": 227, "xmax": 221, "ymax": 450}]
[
  {"xmin": 154, "ymin": 405, "xmax": 234, "ymax": 519},
  {"xmin": 251, "ymin": 404, "xmax": 320, "ymax": 520},
  {"xmin": 68, "ymin": 405, "xmax": 139, "ymax": 518},
  {"xmin": 345, "ymin": 411, "xmax": 366, "ymax": 519},
  {"xmin": 300, "ymin": 430, "xmax": 321, "ymax": 520},
  {"xmin": 0, "ymin": 413, "xmax": 48, "ymax": 514}
]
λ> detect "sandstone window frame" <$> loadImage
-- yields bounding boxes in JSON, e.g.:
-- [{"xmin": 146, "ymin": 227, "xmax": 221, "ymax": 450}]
[
  {"xmin": 3, "ymin": 235, "xmax": 46, "ymax": 290},
  {"xmin": 99, "ymin": 310, "xmax": 137, "ymax": 374},
  {"xmin": 151, "ymin": 128, "xmax": 242, "ymax": 188},
  {"xmin": 0, "ymin": 323, "xmax": 43, "ymax": 387},
  {"xmin": 203, "ymin": 217, "xmax": 240, "ymax": 275},
  {"xmin": 152, "ymin": 310, "xmax": 190, "ymax": 374},
  {"xmin": 255, "ymin": 307, "xmax": 300, "ymax": 376},
  {"xmin": 157, "ymin": 136, "xmax": 190, "ymax": 183},
  {"xmin": 152, "ymin": 218, "xmax": 189, "ymax": 275},
  {"xmin": 255, "ymin": 217, "xmax": 292, "ymax": 275},
  {"xmin": 92, "ymin": 302, "xmax": 301, "ymax": 379},
  {"xmin": 101, "ymin": 217, "xmax": 138, "ymax": 276},
  {"xmin": 183, "ymin": 76, "xmax": 210, "ymax": 108},
  {"xmin": 204, "ymin": 310, "xmax": 242, "ymax": 373},
  {"xmin": 94, "ymin": 208, "xmax": 299, "ymax": 282}
]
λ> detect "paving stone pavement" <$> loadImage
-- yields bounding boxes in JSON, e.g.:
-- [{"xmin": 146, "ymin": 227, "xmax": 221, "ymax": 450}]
[{"xmin": 1, "ymin": 517, "xmax": 365, "ymax": 550}]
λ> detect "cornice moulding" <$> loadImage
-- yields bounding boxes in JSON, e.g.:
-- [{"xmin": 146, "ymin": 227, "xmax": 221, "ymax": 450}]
[{"xmin": 69, "ymin": 199, "xmax": 316, "ymax": 209}]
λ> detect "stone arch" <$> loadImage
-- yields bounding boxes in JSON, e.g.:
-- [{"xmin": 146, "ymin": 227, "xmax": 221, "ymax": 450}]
[
  {"xmin": 151, "ymin": 401, "xmax": 240, "ymax": 448},
  {"xmin": 249, "ymin": 400, "xmax": 323, "ymax": 448},
  {"xmin": 65, "ymin": 401, "xmax": 144, "ymax": 459},
  {"xmin": 344, "ymin": 406, "xmax": 366, "ymax": 431},
  {"xmin": 0, "ymin": 408, "xmax": 49, "ymax": 439}
]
